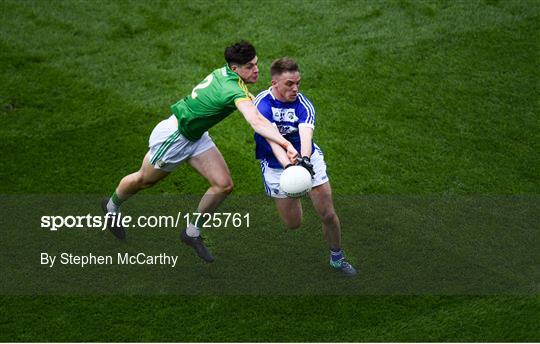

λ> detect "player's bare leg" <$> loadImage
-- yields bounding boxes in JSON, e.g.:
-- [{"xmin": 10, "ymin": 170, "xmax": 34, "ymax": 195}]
[
  {"xmin": 180, "ymin": 146, "xmax": 233, "ymax": 262},
  {"xmin": 187, "ymin": 147, "xmax": 234, "ymax": 217},
  {"xmin": 309, "ymin": 182, "xmax": 356, "ymax": 276},
  {"xmin": 275, "ymin": 197, "xmax": 303, "ymax": 230},
  {"xmin": 309, "ymin": 182, "xmax": 341, "ymax": 249},
  {"xmin": 102, "ymin": 153, "xmax": 170, "ymax": 240},
  {"xmin": 116, "ymin": 152, "xmax": 170, "ymax": 199}
]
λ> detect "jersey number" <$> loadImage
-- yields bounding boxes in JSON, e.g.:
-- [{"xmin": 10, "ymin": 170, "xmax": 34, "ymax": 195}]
[{"xmin": 191, "ymin": 74, "xmax": 213, "ymax": 99}]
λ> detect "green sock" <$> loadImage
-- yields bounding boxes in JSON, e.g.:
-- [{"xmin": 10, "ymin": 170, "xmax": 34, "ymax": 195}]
[
  {"xmin": 111, "ymin": 191, "xmax": 124, "ymax": 206},
  {"xmin": 106, "ymin": 191, "xmax": 125, "ymax": 213}
]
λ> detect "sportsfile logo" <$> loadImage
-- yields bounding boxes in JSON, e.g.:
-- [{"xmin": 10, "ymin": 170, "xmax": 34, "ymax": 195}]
[
  {"xmin": 41, "ymin": 213, "xmax": 133, "ymax": 231},
  {"xmin": 40, "ymin": 212, "xmax": 250, "ymax": 231}
]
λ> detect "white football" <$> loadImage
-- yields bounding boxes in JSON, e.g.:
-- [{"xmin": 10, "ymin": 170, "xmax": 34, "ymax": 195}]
[{"xmin": 279, "ymin": 165, "xmax": 313, "ymax": 197}]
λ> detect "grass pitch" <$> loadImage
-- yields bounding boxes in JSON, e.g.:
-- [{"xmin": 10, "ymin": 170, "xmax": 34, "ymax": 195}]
[{"xmin": 1, "ymin": 0, "xmax": 539, "ymax": 341}]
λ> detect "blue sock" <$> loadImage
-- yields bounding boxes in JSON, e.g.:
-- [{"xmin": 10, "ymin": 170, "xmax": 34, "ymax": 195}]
[{"xmin": 330, "ymin": 248, "xmax": 343, "ymax": 267}]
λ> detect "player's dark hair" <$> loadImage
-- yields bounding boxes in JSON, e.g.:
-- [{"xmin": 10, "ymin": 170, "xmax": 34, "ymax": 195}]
[
  {"xmin": 224, "ymin": 40, "xmax": 256, "ymax": 66},
  {"xmin": 270, "ymin": 57, "xmax": 299, "ymax": 76}
]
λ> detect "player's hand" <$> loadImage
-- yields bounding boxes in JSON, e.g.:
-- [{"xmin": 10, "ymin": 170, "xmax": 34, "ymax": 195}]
[
  {"xmin": 284, "ymin": 142, "xmax": 299, "ymax": 164},
  {"xmin": 297, "ymin": 156, "xmax": 315, "ymax": 178}
]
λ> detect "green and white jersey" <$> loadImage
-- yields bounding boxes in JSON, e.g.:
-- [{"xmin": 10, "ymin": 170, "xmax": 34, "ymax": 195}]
[{"xmin": 170, "ymin": 64, "xmax": 252, "ymax": 141}]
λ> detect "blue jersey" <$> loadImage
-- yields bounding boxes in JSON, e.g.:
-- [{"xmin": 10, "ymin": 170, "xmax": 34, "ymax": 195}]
[{"xmin": 254, "ymin": 88, "xmax": 317, "ymax": 168}]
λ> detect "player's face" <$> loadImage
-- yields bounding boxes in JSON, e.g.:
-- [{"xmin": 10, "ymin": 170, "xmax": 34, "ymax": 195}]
[
  {"xmin": 232, "ymin": 56, "xmax": 259, "ymax": 84},
  {"xmin": 272, "ymin": 71, "xmax": 301, "ymax": 102}
]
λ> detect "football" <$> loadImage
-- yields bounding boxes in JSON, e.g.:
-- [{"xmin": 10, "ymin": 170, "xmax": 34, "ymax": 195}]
[{"xmin": 279, "ymin": 165, "xmax": 313, "ymax": 197}]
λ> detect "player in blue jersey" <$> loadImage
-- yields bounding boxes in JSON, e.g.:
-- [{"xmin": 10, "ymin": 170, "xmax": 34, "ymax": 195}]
[{"xmin": 254, "ymin": 58, "xmax": 357, "ymax": 276}]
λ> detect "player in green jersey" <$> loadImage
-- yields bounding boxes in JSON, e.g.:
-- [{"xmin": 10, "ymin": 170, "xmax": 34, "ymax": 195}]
[{"xmin": 102, "ymin": 41, "xmax": 298, "ymax": 262}]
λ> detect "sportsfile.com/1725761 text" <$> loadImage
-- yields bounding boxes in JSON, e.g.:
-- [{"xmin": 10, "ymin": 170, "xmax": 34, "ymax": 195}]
[{"xmin": 40, "ymin": 212, "xmax": 250, "ymax": 231}]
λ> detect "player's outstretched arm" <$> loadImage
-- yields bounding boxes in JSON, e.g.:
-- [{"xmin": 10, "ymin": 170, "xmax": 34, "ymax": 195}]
[
  {"xmin": 267, "ymin": 139, "xmax": 292, "ymax": 168},
  {"xmin": 236, "ymin": 100, "xmax": 298, "ymax": 162},
  {"xmin": 299, "ymin": 125, "xmax": 314, "ymax": 158}
]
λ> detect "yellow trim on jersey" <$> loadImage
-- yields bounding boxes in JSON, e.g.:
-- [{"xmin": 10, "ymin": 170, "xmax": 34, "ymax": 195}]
[
  {"xmin": 234, "ymin": 97, "xmax": 252, "ymax": 105},
  {"xmin": 237, "ymin": 78, "xmax": 250, "ymax": 98}
]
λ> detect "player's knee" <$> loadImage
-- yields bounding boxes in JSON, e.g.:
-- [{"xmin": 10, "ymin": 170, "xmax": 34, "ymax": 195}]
[
  {"xmin": 214, "ymin": 179, "xmax": 234, "ymax": 194},
  {"xmin": 221, "ymin": 179, "xmax": 234, "ymax": 194},
  {"xmin": 224, "ymin": 180, "xmax": 234, "ymax": 194},
  {"xmin": 134, "ymin": 173, "xmax": 157, "ymax": 189},
  {"xmin": 284, "ymin": 217, "xmax": 302, "ymax": 230},
  {"xmin": 321, "ymin": 209, "xmax": 338, "ymax": 225},
  {"xmin": 140, "ymin": 179, "xmax": 157, "ymax": 189}
]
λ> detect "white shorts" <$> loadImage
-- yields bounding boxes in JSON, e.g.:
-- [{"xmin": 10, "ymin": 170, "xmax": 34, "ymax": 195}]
[
  {"xmin": 260, "ymin": 146, "xmax": 329, "ymax": 198},
  {"xmin": 148, "ymin": 115, "xmax": 215, "ymax": 172}
]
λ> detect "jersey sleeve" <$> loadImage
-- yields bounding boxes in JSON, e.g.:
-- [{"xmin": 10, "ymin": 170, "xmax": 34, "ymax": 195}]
[
  {"xmin": 297, "ymin": 93, "xmax": 316, "ymax": 129},
  {"xmin": 254, "ymin": 91, "xmax": 274, "ymax": 123},
  {"xmin": 223, "ymin": 78, "xmax": 252, "ymax": 106}
]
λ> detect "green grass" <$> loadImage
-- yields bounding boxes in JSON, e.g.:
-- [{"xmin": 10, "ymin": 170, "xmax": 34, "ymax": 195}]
[
  {"xmin": 0, "ymin": 0, "xmax": 539, "ymax": 341},
  {"xmin": 1, "ymin": 296, "xmax": 538, "ymax": 342}
]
